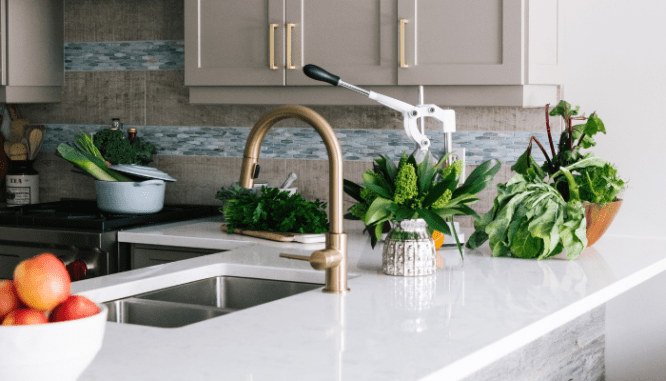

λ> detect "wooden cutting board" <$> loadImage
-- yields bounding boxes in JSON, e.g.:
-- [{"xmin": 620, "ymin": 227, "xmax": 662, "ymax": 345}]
[{"xmin": 220, "ymin": 225, "xmax": 325, "ymax": 243}]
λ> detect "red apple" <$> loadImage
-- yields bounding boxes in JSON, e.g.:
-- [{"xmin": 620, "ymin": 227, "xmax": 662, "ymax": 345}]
[
  {"xmin": 2, "ymin": 309, "xmax": 48, "ymax": 325},
  {"xmin": 49, "ymin": 295, "xmax": 100, "ymax": 323},
  {"xmin": 14, "ymin": 253, "xmax": 71, "ymax": 311},
  {"xmin": 0, "ymin": 280, "xmax": 21, "ymax": 320}
]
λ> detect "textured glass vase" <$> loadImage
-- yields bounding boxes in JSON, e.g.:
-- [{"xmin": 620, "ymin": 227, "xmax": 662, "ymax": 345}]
[{"xmin": 382, "ymin": 219, "xmax": 436, "ymax": 276}]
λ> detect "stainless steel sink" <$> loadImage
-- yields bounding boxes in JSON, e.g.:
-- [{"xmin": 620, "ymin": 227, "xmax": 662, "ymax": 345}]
[
  {"xmin": 105, "ymin": 298, "xmax": 229, "ymax": 328},
  {"xmin": 104, "ymin": 276, "xmax": 322, "ymax": 328}
]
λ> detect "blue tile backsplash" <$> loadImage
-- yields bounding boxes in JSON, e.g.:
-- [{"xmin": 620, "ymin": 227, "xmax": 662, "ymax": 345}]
[
  {"xmin": 65, "ymin": 40, "xmax": 184, "ymax": 71},
  {"xmin": 44, "ymin": 124, "xmax": 548, "ymax": 165}
]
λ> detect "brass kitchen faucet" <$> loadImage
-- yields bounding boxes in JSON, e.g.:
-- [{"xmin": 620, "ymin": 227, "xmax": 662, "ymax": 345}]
[{"xmin": 239, "ymin": 105, "xmax": 349, "ymax": 294}]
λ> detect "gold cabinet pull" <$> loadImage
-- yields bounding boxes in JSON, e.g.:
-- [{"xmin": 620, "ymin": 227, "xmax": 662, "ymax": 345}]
[
  {"xmin": 399, "ymin": 19, "xmax": 409, "ymax": 68},
  {"xmin": 269, "ymin": 23, "xmax": 278, "ymax": 70},
  {"xmin": 287, "ymin": 23, "xmax": 296, "ymax": 70}
]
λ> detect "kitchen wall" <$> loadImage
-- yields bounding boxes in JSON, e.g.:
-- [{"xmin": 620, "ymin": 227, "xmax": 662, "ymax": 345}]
[
  {"xmin": 560, "ymin": 1, "xmax": 666, "ymax": 380},
  {"xmin": 21, "ymin": 0, "xmax": 549, "ymax": 228}
]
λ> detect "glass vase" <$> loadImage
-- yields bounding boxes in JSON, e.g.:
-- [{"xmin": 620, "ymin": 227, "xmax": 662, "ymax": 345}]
[{"xmin": 382, "ymin": 218, "xmax": 436, "ymax": 277}]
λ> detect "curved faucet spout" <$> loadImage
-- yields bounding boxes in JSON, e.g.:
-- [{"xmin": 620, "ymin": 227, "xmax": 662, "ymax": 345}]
[{"xmin": 239, "ymin": 105, "xmax": 349, "ymax": 294}]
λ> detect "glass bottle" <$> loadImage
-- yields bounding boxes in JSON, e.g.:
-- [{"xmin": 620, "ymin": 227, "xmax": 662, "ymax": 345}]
[
  {"xmin": 6, "ymin": 160, "xmax": 39, "ymax": 205},
  {"xmin": 110, "ymin": 118, "xmax": 123, "ymax": 131}
]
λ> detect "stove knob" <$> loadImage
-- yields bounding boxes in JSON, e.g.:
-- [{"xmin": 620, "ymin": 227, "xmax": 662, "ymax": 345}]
[{"xmin": 66, "ymin": 260, "xmax": 88, "ymax": 281}]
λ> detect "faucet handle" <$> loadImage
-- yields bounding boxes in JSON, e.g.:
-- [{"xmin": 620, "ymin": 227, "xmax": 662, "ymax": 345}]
[
  {"xmin": 280, "ymin": 253, "xmax": 310, "ymax": 261},
  {"xmin": 280, "ymin": 249, "xmax": 342, "ymax": 271}
]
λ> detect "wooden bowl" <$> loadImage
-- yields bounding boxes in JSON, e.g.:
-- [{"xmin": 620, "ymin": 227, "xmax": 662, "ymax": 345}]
[{"xmin": 584, "ymin": 199, "xmax": 622, "ymax": 247}]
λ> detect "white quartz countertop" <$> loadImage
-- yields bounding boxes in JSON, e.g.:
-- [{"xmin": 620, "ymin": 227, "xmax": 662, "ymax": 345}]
[{"xmin": 73, "ymin": 217, "xmax": 666, "ymax": 381}]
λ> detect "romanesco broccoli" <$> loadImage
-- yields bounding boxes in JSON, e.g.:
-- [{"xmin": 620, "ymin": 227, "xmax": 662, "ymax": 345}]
[
  {"xmin": 360, "ymin": 187, "xmax": 378, "ymax": 205},
  {"xmin": 398, "ymin": 152, "xmax": 409, "ymax": 169},
  {"xmin": 394, "ymin": 163, "xmax": 418, "ymax": 205},
  {"xmin": 440, "ymin": 159, "xmax": 463, "ymax": 180},
  {"xmin": 362, "ymin": 169, "xmax": 385, "ymax": 185},
  {"xmin": 350, "ymin": 203, "xmax": 369, "ymax": 219},
  {"xmin": 431, "ymin": 189, "xmax": 453, "ymax": 209}
]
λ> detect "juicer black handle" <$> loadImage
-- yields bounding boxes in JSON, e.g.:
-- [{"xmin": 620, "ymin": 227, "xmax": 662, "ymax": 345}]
[{"xmin": 303, "ymin": 64, "xmax": 340, "ymax": 86}]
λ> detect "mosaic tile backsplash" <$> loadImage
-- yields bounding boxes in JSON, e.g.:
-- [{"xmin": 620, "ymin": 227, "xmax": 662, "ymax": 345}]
[
  {"xmin": 44, "ymin": 124, "xmax": 548, "ymax": 165},
  {"xmin": 65, "ymin": 40, "xmax": 184, "ymax": 71}
]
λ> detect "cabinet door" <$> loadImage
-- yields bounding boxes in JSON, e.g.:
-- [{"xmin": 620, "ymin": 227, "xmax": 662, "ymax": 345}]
[
  {"xmin": 0, "ymin": 0, "xmax": 5, "ymax": 86},
  {"xmin": 131, "ymin": 244, "xmax": 221, "ymax": 270},
  {"xmin": 185, "ymin": 0, "xmax": 285, "ymax": 86},
  {"xmin": 397, "ymin": 0, "xmax": 523, "ymax": 85},
  {"xmin": 285, "ymin": 0, "xmax": 397, "ymax": 86}
]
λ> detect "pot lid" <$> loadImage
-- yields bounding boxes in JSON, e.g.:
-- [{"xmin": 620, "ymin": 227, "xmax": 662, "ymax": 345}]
[{"xmin": 109, "ymin": 164, "xmax": 177, "ymax": 182}]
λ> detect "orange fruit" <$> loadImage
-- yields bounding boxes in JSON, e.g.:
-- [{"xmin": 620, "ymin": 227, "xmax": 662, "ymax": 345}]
[
  {"xmin": 0, "ymin": 280, "xmax": 21, "ymax": 320},
  {"xmin": 49, "ymin": 295, "xmax": 100, "ymax": 323},
  {"xmin": 13, "ymin": 253, "xmax": 71, "ymax": 311},
  {"xmin": 2, "ymin": 309, "xmax": 48, "ymax": 325},
  {"xmin": 432, "ymin": 230, "xmax": 445, "ymax": 250}
]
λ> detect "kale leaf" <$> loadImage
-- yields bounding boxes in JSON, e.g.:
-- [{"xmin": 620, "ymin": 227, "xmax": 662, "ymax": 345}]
[{"xmin": 93, "ymin": 129, "xmax": 156, "ymax": 165}]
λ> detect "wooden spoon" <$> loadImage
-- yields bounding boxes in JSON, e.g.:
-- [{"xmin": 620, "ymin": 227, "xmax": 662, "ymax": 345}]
[{"xmin": 27, "ymin": 125, "xmax": 44, "ymax": 160}]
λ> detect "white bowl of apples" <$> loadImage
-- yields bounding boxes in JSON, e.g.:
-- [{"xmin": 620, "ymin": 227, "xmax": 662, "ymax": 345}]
[{"xmin": 0, "ymin": 253, "xmax": 107, "ymax": 381}]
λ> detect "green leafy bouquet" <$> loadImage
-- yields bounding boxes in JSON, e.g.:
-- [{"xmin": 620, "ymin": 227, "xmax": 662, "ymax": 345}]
[
  {"xmin": 344, "ymin": 152, "xmax": 501, "ymax": 255},
  {"xmin": 466, "ymin": 101, "xmax": 625, "ymax": 260}
]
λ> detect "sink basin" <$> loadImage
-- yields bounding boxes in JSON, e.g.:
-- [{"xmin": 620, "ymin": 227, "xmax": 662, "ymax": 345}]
[
  {"xmin": 104, "ymin": 276, "xmax": 322, "ymax": 328},
  {"xmin": 105, "ymin": 298, "xmax": 229, "ymax": 328}
]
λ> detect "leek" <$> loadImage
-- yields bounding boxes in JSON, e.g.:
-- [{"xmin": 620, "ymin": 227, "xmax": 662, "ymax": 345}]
[
  {"xmin": 57, "ymin": 144, "xmax": 131, "ymax": 182},
  {"xmin": 75, "ymin": 132, "xmax": 105, "ymax": 162}
]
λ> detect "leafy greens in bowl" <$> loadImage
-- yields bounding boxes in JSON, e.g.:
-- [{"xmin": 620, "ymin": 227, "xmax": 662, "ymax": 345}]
[{"xmin": 466, "ymin": 101, "xmax": 626, "ymax": 260}]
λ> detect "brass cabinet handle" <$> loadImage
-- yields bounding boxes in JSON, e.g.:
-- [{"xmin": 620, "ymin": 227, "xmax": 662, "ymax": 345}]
[
  {"xmin": 287, "ymin": 23, "xmax": 296, "ymax": 70},
  {"xmin": 399, "ymin": 19, "xmax": 409, "ymax": 68},
  {"xmin": 269, "ymin": 23, "xmax": 278, "ymax": 70}
]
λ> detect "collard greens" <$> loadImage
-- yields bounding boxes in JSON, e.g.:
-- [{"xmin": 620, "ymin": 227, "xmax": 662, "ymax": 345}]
[
  {"xmin": 467, "ymin": 101, "xmax": 625, "ymax": 260},
  {"xmin": 467, "ymin": 173, "xmax": 587, "ymax": 260}
]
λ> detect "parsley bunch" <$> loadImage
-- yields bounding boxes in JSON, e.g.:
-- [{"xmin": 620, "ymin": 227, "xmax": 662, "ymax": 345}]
[{"xmin": 223, "ymin": 187, "xmax": 329, "ymax": 234}]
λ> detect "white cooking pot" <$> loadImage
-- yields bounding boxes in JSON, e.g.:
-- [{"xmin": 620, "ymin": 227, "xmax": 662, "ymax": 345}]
[{"xmin": 95, "ymin": 179, "xmax": 166, "ymax": 214}]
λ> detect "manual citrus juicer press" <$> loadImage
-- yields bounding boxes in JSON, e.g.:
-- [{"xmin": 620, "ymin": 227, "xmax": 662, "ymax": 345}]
[{"xmin": 303, "ymin": 64, "xmax": 462, "ymax": 167}]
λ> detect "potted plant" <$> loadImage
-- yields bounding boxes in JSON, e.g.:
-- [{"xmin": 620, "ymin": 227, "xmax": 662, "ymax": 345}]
[
  {"xmin": 344, "ymin": 152, "xmax": 501, "ymax": 276},
  {"xmin": 466, "ymin": 101, "xmax": 626, "ymax": 260}
]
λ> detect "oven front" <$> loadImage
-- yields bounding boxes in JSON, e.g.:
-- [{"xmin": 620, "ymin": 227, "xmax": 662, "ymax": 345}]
[{"xmin": 0, "ymin": 227, "xmax": 124, "ymax": 281}]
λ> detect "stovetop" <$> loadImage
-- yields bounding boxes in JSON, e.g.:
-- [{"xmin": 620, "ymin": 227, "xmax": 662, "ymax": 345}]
[{"xmin": 0, "ymin": 200, "xmax": 220, "ymax": 232}]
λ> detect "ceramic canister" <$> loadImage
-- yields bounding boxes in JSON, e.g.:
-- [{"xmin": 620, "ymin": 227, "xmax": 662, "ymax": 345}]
[{"xmin": 6, "ymin": 160, "xmax": 39, "ymax": 205}]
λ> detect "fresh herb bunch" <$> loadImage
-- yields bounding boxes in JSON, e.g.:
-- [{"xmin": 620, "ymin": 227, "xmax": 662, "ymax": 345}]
[
  {"xmin": 344, "ymin": 151, "xmax": 501, "ymax": 255},
  {"xmin": 223, "ymin": 187, "xmax": 329, "ymax": 234},
  {"xmin": 467, "ymin": 101, "xmax": 626, "ymax": 260},
  {"xmin": 93, "ymin": 129, "xmax": 156, "ymax": 165},
  {"xmin": 215, "ymin": 183, "xmax": 253, "ymax": 208}
]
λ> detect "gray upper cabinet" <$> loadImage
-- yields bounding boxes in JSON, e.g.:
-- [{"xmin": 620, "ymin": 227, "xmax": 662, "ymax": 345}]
[
  {"xmin": 184, "ymin": 0, "xmax": 285, "ymax": 86},
  {"xmin": 0, "ymin": 0, "xmax": 64, "ymax": 103},
  {"xmin": 284, "ymin": 0, "xmax": 396, "ymax": 86},
  {"xmin": 397, "ymin": 0, "xmax": 562, "ymax": 86},
  {"xmin": 185, "ymin": 0, "xmax": 396, "ymax": 87},
  {"xmin": 185, "ymin": 0, "xmax": 563, "ymax": 107}
]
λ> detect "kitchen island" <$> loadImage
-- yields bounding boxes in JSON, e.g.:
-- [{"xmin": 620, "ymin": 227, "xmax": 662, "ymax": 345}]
[{"xmin": 72, "ymin": 217, "xmax": 666, "ymax": 380}]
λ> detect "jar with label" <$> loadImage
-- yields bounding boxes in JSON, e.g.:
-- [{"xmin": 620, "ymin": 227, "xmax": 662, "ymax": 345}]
[{"xmin": 6, "ymin": 160, "xmax": 39, "ymax": 205}]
